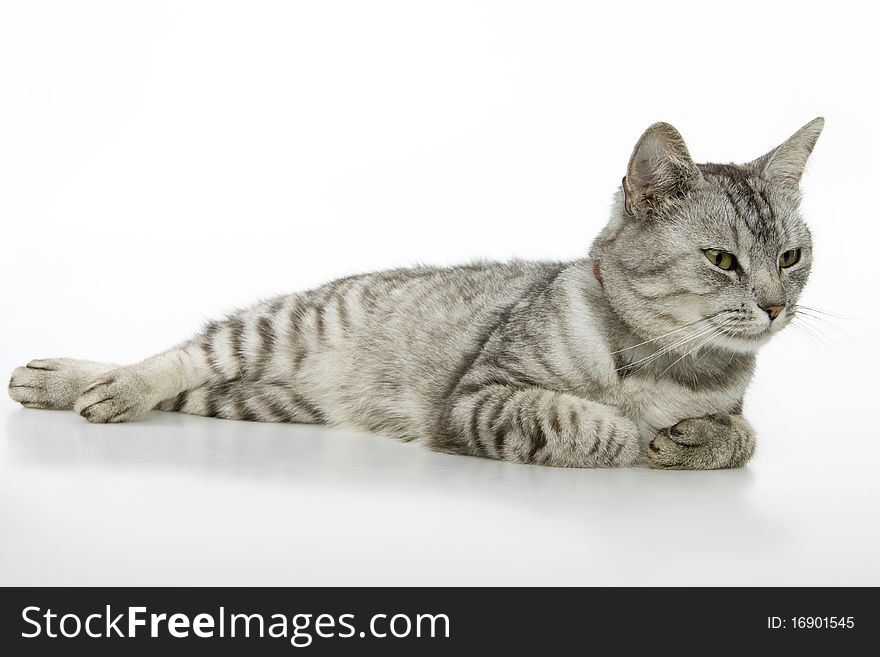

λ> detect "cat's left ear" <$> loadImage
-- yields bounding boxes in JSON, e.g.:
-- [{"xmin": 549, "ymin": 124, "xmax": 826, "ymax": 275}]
[{"xmin": 752, "ymin": 117, "xmax": 824, "ymax": 190}]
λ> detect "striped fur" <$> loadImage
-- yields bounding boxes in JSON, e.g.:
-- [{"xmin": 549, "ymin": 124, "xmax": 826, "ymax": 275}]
[{"xmin": 8, "ymin": 119, "xmax": 823, "ymax": 469}]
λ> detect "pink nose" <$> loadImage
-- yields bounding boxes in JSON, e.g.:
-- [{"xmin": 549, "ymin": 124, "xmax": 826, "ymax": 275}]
[{"xmin": 763, "ymin": 304, "xmax": 785, "ymax": 320}]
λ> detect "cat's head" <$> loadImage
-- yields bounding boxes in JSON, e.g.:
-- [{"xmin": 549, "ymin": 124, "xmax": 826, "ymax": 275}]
[{"xmin": 590, "ymin": 118, "xmax": 823, "ymax": 353}]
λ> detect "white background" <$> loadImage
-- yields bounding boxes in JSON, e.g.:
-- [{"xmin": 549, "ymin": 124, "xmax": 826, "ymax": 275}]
[{"xmin": 1, "ymin": 1, "xmax": 878, "ymax": 585}]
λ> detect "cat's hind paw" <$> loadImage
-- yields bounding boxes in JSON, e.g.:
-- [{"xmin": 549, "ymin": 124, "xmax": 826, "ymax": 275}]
[
  {"xmin": 8, "ymin": 358, "xmax": 106, "ymax": 410},
  {"xmin": 73, "ymin": 369, "xmax": 156, "ymax": 423}
]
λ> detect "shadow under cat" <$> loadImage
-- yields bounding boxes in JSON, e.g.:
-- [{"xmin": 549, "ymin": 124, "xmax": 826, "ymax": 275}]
[{"xmin": 6, "ymin": 407, "xmax": 761, "ymax": 519}]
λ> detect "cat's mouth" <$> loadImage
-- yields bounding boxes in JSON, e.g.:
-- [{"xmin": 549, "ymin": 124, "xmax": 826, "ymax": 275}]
[{"xmin": 719, "ymin": 325, "xmax": 771, "ymax": 339}]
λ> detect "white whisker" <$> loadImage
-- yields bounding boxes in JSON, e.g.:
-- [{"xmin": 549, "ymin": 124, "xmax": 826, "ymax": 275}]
[
  {"xmin": 789, "ymin": 317, "xmax": 833, "ymax": 348},
  {"xmin": 791, "ymin": 307, "xmax": 847, "ymax": 335},
  {"xmin": 618, "ymin": 323, "xmax": 719, "ymax": 374},
  {"xmin": 610, "ymin": 315, "xmax": 717, "ymax": 354},
  {"xmin": 787, "ymin": 321, "xmax": 828, "ymax": 352},
  {"xmin": 653, "ymin": 324, "xmax": 729, "ymax": 382},
  {"xmin": 793, "ymin": 304, "xmax": 848, "ymax": 320}
]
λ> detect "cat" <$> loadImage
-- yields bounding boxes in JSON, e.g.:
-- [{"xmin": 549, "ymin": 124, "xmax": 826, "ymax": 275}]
[{"xmin": 8, "ymin": 118, "xmax": 823, "ymax": 469}]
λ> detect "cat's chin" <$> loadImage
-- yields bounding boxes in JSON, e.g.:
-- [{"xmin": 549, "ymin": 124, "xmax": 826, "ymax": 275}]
[{"xmin": 713, "ymin": 331, "xmax": 773, "ymax": 354}]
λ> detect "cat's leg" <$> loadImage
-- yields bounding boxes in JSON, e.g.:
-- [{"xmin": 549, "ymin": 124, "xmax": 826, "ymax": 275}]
[
  {"xmin": 8, "ymin": 359, "xmax": 119, "ymax": 410},
  {"xmin": 155, "ymin": 380, "xmax": 326, "ymax": 424},
  {"xmin": 8, "ymin": 348, "xmax": 212, "ymax": 422},
  {"xmin": 70, "ymin": 293, "xmax": 314, "ymax": 423},
  {"xmin": 12, "ymin": 292, "xmax": 329, "ymax": 424},
  {"xmin": 646, "ymin": 413, "xmax": 755, "ymax": 470},
  {"xmin": 70, "ymin": 339, "xmax": 215, "ymax": 423},
  {"xmin": 7, "ymin": 355, "xmax": 324, "ymax": 426},
  {"xmin": 444, "ymin": 385, "xmax": 641, "ymax": 467}
]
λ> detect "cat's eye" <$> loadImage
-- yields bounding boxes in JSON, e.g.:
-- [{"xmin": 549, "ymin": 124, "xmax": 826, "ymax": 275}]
[
  {"xmin": 702, "ymin": 249, "xmax": 737, "ymax": 271},
  {"xmin": 779, "ymin": 248, "xmax": 801, "ymax": 269}
]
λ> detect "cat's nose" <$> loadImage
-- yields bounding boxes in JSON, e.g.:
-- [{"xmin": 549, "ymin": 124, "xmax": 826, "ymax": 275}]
[{"xmin": 762, "ymin": 304, "xmax": 785, "ymax": 321}]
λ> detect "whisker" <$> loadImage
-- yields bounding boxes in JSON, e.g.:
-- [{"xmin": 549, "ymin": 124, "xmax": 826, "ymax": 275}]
[
  {"xmin": 790, "ymin": 312, "xmax": 838, "ymax": 339},
  {"xmin": 793, "ymin": 304, "xmax": 850, "ymax": 320},
  {"xmin": 653, "ymin": 326, "xmax": 728, "ymax": 382},
  {"xmin": 787, "ymin": 321, "xmax": 829, "ymax": 352},
  {"xmin": 791, "ymin": 308, "xmax": 847, "ymax": 335},
  {"xmin": 624, "ymin": 325, "xmax": 725, "ymax": 378},
  {"xmin": 789, "ymin": 317, "xmax": 834, "ymax": 347},
  {"xmin": 791, "ymin": 318, "xmax": 831, "ymax": 346},
  {"xmin": 616, "ymin": 323, "xmax": 718, "ymax": 373},
  {"xmin": 610, "ymin": 312, "xmax": 722, "ymax": 354}
]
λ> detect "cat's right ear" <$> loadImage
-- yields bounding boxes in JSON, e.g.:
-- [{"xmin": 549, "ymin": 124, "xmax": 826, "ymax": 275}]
[{"xmin": 623, "ymin": 122, "xmax": 701, "ymax": 220}]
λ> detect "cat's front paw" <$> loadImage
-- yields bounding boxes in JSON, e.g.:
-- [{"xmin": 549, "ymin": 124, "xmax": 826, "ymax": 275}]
[
  {"xmin": 647, "ymin": 415, "xmax": 751, "ymax": 470},
  {"xmin": 73, "ymin": 368, "xmax": 156, "ymax": 423}
]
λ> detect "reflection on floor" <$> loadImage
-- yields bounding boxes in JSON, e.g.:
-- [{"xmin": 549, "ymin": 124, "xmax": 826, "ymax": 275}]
[{"xmin": 1, "ymin": 406, "xmax": 876, "ymax": 585}]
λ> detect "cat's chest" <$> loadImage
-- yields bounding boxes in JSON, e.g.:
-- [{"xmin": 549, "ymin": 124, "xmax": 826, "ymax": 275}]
[{"xmin": 611, "ymin": 374, "xmax": 745, "ymax": 443}]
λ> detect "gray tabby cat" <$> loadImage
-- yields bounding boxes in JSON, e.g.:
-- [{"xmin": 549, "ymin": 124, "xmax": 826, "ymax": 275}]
[{"xmin": 8, "ymin": 118, "xmax": 823, "ymax": 469}]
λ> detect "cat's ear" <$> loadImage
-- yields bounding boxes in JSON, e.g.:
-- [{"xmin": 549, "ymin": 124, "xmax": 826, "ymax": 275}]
[
  {"xmin": 623, "ymin": 122, "xmax": 701, "ymax": 220},
  {"xmin": 752, "ymin": 117, "xmax": 824, "ymax": 190}
]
